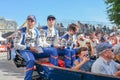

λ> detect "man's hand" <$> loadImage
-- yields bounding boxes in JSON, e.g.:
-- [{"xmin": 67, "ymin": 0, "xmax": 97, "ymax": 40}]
[
  {"xmin": 115, "ymin": 71, "xmax": 120, "ymax": 77},
  {"xmin": 30, "ymin": 46, "xmax": 39, "ymax": 53},
  {"xmin": 82, "ymin": 57, "xmax": 90, "ymax": 63}
]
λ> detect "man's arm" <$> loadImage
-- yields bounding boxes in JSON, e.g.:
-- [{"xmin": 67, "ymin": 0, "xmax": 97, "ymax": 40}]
[
  {"xmin": 14, "ymin": 31, "xmax": 27, "ymax": 50},
  {"xmin": 72, "ymin": 60, "xmax": 86, "ymax": 70},
  {"xmin": 72, "ymin": 57, "xmax": 90, "ymax": 70},
  {"xmin": 114, "ymin": 71, "xmax": 120, "ymax": 77},
  {"xmin": 53, "ymin": 30, "xmax": 61, "ymax": 48}
]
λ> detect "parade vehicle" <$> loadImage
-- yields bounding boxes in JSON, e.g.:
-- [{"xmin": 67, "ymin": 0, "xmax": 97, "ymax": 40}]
[
  {"xmin": 13, "ymin": 51, "xmax": 120, "ymax": 80},
  {"xmin": 7, "ymin": 22, "xmax": 120, "ymax": 80},
  {"xmin": 35, "ymin": 64, "xmax": 120, "ymax": 80}
]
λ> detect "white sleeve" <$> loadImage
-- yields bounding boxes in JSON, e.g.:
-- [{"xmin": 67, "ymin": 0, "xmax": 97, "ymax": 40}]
[
  {"xmin": 53, "ymin": 35, "xmax": 60, "ymax": 47},
  {"xmin": 14, "ymin": 31, "xmax": 27, "ymax": 50},
  {"xmin": 39, "ymin": 35, "xmax": 51, "ymax": 47},
  {"xmin": 37, "ymin": 36, "xmax": 43, "ymax": 47}
]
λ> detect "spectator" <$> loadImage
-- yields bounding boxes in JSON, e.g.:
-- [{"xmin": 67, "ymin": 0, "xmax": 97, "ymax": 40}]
[
  {"xmin": 91, "ymin": 43, "xmax": 120, "ymax": 77},
  {"xmin": 72, "ymin": 47, "xmax": 94, "ymax": 71}
]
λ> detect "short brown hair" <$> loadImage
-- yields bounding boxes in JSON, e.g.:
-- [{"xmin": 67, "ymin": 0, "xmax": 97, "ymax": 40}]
[
  {"xmin": 78, "ymin": 47, "xmax": 88, "ymax": 54},
  {"xmin": 68, "ymin": 23, "xmax": 77, "ymax": 32}
]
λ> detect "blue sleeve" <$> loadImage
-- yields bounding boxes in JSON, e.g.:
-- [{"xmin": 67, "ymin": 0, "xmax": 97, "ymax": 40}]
[
  {"xmin": 26, "ymin": 47, "xmax": 30, "ymax": 50},
  {"xmin": 60, "ymin": 33, "xmax": 69, "ymax": 40}
]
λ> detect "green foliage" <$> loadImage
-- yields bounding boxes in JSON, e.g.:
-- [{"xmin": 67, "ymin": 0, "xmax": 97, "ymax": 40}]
[{"xmin": 105, "ymin": 0, "xmax": 120, "ymax": 26}]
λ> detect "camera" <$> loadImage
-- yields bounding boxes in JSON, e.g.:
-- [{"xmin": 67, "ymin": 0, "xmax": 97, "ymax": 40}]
[{"xmin": 85, "ymin": 54, "xmax": 90, "ymax": 58}]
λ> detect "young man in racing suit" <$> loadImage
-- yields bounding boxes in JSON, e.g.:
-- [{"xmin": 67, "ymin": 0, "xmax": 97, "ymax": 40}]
[
  {"xmin": 40, "ymin": 15, "xmax": 72, "ymax": 68},
  {"xmin": 60, "ymin": 23, "xmax": 79, "ymax": 66}
]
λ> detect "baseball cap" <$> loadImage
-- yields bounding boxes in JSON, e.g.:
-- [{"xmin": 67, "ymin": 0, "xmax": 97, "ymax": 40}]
[
  {"xmin": 47, "ymin": 15, "xmax": 56, "ymax": 20},
  {"xmin": 27, "ymin": 15, "xmax": 36, "ymax": 21},
  {"xmin": 96, "ymin": 42, "xmax": 112, "ymax": 54}
]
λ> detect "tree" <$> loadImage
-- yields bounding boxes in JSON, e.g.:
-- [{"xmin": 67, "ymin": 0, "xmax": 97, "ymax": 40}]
[{"xmin": 105, "ymin": 0, "xmax": 120, "ymax": 26}]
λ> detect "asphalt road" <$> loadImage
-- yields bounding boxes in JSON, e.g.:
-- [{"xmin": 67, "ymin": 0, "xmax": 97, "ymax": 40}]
[{"xmin": 0, "ymin": 52, "xmax": 25, "ymax": 80}]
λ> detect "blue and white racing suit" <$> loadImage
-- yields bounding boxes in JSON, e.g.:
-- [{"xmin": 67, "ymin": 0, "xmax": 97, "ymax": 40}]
[
  {"xmin": 40, "ymin": 26, "xmax": 71, "ymax": 68},
  {"xmin": 60, "ymin": 32, "xmax": 79, "ymax": 66}
]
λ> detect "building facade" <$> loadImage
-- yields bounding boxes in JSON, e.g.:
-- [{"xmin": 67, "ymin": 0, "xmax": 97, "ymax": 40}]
[{"xmin": 0, "ymin": 17, "xmax": 17, "ymax": 34}]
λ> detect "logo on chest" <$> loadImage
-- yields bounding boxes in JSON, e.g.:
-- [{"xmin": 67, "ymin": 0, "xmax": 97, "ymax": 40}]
[
  {"xmin": 46, "ymin": 37, "xmax": 55, "ymax": 41},
  {"xmin": 25, "ymin": 33, "xmax": 36, "ymax": 44}
]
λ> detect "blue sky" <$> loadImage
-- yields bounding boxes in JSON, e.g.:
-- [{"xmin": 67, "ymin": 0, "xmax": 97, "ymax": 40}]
[{"xmin": 0, "ymin": 0, "xmax": 109, "ymax": 27}]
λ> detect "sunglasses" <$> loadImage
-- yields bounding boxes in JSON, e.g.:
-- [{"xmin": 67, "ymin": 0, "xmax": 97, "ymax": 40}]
[
  {"xmin": 48, "ymin": 18, "xmax": 55, "ymax": 21},
  {"xmin": 27, "ymin": 19, "xmax": 35, "ymax": 22},
  {"xmin": 103, "ymin": 48, "xmax": 114, "ymax": 53},
  {"xmin": 86, "ymin": 42, "xmax": 90, "ymax": 44}
]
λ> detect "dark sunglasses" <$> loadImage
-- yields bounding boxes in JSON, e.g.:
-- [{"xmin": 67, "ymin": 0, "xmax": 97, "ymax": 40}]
[
  {"xmin": 111, "ymin": 49, "xmax": 114, "ymax": 52},
  {"xmin": 86, "ymin": 42, "xmax": 90, "ymax": 44},
  {"xmin": 27, "ymin": 19, "xmax": 35, "ymax": 22},
  {"xmin": 48, "ymin": 18, "xmax": 55, "ymax": 21},
  {"xmin": 104, "ymin": 48, "xmax": 114, "ymax": 52}
]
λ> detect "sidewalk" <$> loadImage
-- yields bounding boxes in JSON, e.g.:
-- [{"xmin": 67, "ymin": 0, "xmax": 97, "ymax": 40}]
[{"xmin": 0, "ymin": 52, "xmax": 24, "ymax": 80}]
